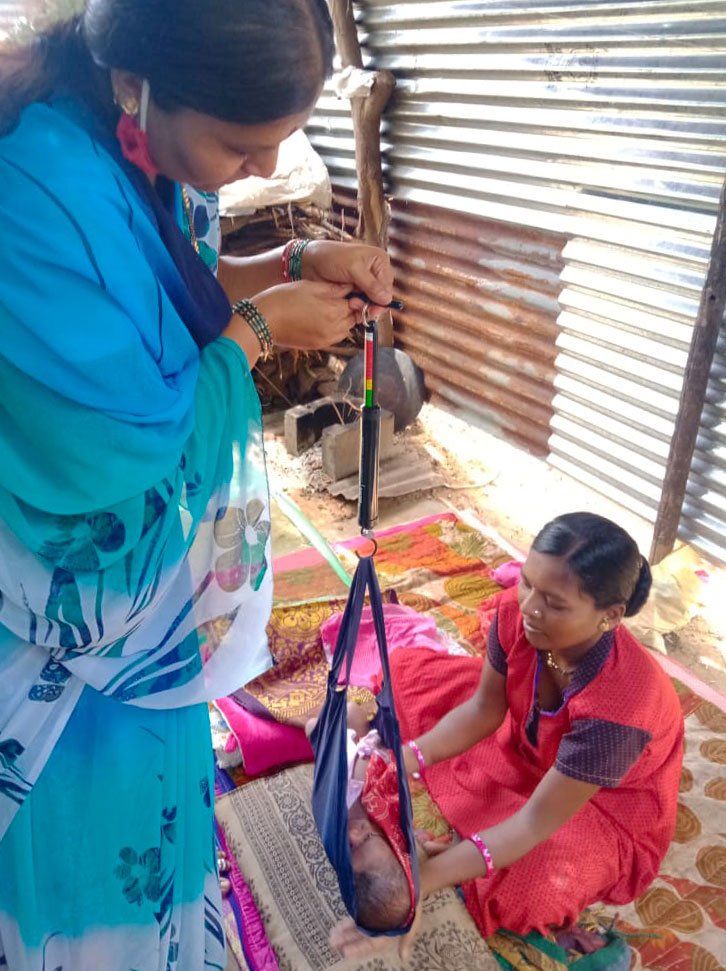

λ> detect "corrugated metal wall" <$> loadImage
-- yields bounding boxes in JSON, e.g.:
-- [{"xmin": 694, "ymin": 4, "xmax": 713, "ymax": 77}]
[
  {"xmin": 551, "ymin": 236, "xmax": 703, "ymax": 522},
  {"xmin": 311, "ymin": 0, "xmax": 726, "ymax": 232},
  {"xmin": 309, "ymin": 0, "xmax": 726, "ymax": 560},
  {"xmin": 680, "ymin": 316, "xmax": 726, "ymax": 561},
  {"xmin": 332, "ymin": 187, "xmax": 565, "ymax": 454},
  {"xmin": 389, "ymin": 197, "xmax": 564, "ymax": 454}
]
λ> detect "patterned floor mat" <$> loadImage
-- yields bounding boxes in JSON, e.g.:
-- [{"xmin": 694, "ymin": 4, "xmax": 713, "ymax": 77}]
[
  {"xmin": 220, "ymin": 512, "xmax": 725, "ymax": 969},
  {"xmin": 217, "ymin": 763, "xmax": 499, "ymax": 971}
]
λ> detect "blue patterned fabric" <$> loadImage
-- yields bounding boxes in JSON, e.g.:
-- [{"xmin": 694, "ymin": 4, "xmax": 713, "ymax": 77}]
[
  {"xmin": 0, "ymin": 687, "xmax": 226, "ymax": 970},
  {"xmin": 182, "ymin": 186, "xmax": 222, "ymax": 275},
  {"xmin": 0, "ymin": 98, "xmax": 272, "ymax": 969}
]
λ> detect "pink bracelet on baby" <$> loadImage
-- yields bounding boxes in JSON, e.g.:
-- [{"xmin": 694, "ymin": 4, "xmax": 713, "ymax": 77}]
[
  {"xmin": 468, "ymin": 833, "xmax": 494, "ymax": 878},
  {"xmin": 407, "ymin": 740, "xmax": 427, "ymax": 780}
]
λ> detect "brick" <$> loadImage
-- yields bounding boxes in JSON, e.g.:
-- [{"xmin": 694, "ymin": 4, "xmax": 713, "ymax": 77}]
[
  {"xmin": 322, "ymin": 409, "xmax": 394, "ymax": 482},
  {"xmin": 283, "ymin": 394, "xmax": 355, "ymax": 456}
]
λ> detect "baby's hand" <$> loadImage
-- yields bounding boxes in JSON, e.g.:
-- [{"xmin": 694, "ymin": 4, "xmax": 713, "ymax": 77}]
[{"xmin": 415, "ymin": 830, "xmax": 457, "ymax": 857}]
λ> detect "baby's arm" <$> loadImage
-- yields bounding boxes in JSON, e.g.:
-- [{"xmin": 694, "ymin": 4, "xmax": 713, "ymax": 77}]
[{"xmin": 350, "ymin": 729, "xmax": 386, "ymax": 783}]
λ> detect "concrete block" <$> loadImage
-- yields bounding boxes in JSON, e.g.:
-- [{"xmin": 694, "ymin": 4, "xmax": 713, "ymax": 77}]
[
  {"xmin": 284, "ymin": 394, "xmax": 356, "ymax": 456},
  {"xmin": 322, "ymin": 409, "xmax": 394, "ymax": 482}
]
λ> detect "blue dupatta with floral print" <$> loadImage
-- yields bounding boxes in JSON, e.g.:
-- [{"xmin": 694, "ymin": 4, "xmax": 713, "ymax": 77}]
[{"xmin": 0, "ymin": 97, "xmax": 273, "ymax": 839}]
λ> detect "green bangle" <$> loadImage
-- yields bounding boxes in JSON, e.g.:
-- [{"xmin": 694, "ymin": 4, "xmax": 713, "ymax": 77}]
[
  {"xmin": 288, "ymin": 238, "xmax": 311, "ymax": 282},
  {"xmin": 231, "ymin": 300, "xmax": 274, "ymax": 360}
]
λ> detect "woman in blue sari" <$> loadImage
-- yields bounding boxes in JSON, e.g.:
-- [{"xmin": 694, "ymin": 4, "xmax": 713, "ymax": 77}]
[{"xmin": 0, "ymin": 3, "xmax": 394, "ymax": 968}]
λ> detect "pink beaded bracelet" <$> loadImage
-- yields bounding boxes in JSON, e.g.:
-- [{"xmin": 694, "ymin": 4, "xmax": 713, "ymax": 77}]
[
  {"xmin": 407, "ymin": 740, "xmax": 427, "ymax": 781},
  {"xmin": 468, "ymin": 833, "xmax": 494, "ymax": 878}
]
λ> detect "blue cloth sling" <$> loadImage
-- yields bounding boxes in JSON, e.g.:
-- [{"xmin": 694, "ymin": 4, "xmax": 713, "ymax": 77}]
[{"xmin": 309, "ymin": 554, "xmax": 420, "ymax": 935}]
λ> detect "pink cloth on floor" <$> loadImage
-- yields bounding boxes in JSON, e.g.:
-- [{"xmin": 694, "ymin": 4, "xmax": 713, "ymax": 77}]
[
  {"xmin": 490, "ymin": 559, "xmax": 523, "ymax": 588},
  {"xmin": 321, "ymin": 602, "xmax": 447, "ymax": 690},
  {"xmin": 215, "ymin": 697, "xmax": 313, "ymax": 776}
]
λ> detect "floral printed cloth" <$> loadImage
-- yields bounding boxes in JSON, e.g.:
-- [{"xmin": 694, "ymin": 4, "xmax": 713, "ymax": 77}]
[{"xmin": 0, "ymin": 97, "xmax": 274, "ymax": 970}]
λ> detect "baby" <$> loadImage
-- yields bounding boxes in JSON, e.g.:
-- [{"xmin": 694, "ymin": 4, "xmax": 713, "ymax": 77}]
[{"xmin": 307, "ymin": 703, "xmax": 413, "ymax": 932}]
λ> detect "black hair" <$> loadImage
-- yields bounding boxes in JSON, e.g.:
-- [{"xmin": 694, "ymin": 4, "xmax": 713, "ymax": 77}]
[
  {"xmin": 0, "ymin": 0, "xmax": 334, "ymax": 134},
  {"xmin": 531, "ymin": 512, "xmax": 652, "ymax": 617},
  {"xmin": 0, "ymin": 18, "xmax": 107, "ymax": 134},
  {"xmin": 354, "ymin": 863, "xmax": 411, "ymax": 932}
]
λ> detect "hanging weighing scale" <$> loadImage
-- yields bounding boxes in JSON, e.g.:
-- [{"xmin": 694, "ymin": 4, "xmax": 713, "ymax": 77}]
[
  {"xmin": 358, "ymin": 312, "xmax": 381, "ymax": 541},
  {"xmin": 309, "ymin": 307, "xmax": 421, "ymax": 936}
]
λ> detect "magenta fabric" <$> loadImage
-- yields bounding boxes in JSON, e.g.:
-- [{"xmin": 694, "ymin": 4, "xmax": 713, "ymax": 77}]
[
  {"xmin": 216, "ymin": 822, "xmax": 280, "ymax": 971},
  {"xmin": 215, "ymin": 697, "xmax": 313, "ymax": 776},
  {"xmin": 321, "ymin": 602, "xmax": 447, "ymax": 690},
  {"xmin": 490, "ymin": 560, "xmax": 523, "ymax": 588}
]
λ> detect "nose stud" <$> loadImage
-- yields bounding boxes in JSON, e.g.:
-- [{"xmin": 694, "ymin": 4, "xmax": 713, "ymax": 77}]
[{"xmin": 531, "ymin": 608, "xmax": 542, "ymax": 619}]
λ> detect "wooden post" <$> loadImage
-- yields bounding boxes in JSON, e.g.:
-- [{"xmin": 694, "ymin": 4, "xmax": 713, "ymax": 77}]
[
  {"xmin": 650, "ymin": 174, "xmax": 726, "ymax": 564},
  {"xmin": 329, "ymin": 0, "xmax": 396, "ymax": 345}
]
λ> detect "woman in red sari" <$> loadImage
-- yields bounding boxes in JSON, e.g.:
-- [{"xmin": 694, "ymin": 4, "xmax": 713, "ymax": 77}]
[{"xmin": 333, "ymin": 512, "xmax": 684, "ymax": 956}]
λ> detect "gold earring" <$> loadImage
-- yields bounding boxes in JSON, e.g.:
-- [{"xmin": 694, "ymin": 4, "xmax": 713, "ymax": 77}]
[
  {"xmin": 120, "ymin": 96, "xmax": 140, "ymax": 117},
  {"xmin": 114, "ymin": 89, "xmax": 140, "ymax": 117},
  {"xmin": 599, "ymin": 619, "xmax": 610, "ymax": 632}
]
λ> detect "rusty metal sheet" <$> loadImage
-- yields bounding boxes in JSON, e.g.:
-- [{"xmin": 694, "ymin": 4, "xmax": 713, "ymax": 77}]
[
  {"xmin": 329, "ymin": 188, "xmax": 563, "ymax": 456},
  {"xmin": 389, "ymin": 205, "xmax": 563, "ymax": 455},
  {"xmin": 308, "ymin": 0, "xmax": 726, "ymax": 558}
]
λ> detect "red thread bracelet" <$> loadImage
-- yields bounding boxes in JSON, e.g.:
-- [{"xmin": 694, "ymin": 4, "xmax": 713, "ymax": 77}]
[
  {"xmin": 281, "ymin": 240, "xmax": 293, "ymax": 283},
  {"xmin": 468, "ymin": 833, "xmax": 494, "ymax": 878},
  {"xmin": 407, "ymin": 740, "xmax": 426, "ymax": 780}
]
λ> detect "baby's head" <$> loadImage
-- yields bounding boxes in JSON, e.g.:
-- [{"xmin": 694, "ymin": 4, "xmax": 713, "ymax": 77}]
[
  {"xmin": 349, "ymin": 815, "xmax": 411, "ymax": 931},
  {"xmin": 348, "ymin": 752, "xmax": 417, "ymax": 932}
]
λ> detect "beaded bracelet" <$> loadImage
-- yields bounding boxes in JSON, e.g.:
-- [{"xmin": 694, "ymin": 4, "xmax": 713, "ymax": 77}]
[
  {"xmin": 407, "ymin": 740, "xmax": 427, "ymax": 781},
  {"xmin": 281, "ymin": 238, "xmax": 312, "ymax": 283},
  {"xmin": 468, "ymin": 833, "xmax": 494, "ymax": 878},
  {"xmin": 231, "ymin": 299, "xmax": 274, "ymax": 360}
]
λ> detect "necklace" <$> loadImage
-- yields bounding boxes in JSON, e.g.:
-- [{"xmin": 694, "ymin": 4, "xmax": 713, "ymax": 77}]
[
  {"xmin": 181, "ymin": 185, "xmax": 199, "ymax": 255},
  {"xmin": 545, "ymin": 651, "xmax": 578, "ymax": 678}
]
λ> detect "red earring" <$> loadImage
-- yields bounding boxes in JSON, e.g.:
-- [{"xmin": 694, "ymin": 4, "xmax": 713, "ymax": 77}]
[{"xmin": 115, "ymin": 95, "xmax": 159, "ymax": 179}]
